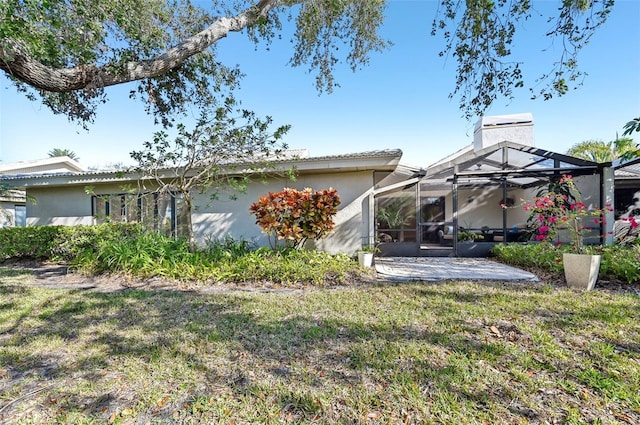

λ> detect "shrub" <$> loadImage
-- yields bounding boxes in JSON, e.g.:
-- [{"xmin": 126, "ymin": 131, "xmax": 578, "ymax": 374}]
[
  {"xmin": 599, "ymin": 244, "xmax": 640, "ymax": 284},
  {"xmin": 203, "ymin": 235, "xmax": 256, "ymax": 261},
  {"xmin": 2, "ymin": 223, "xmax": 362, "ymax": 285},
  {"xmin": 224, "ymin": 248, "xmax": 357, "ymax": 286},
  {"xmin": 492, "ymin": 242, "xmax": 640, "ymax": 284},
  {"xmin": 53, "ymin": 222, "xmax": 146, "ymax": 261},
  {"xmin": 249, "ymin": 187, "xmax": 341, "ymax": 249},
  {"xmin": 0, "ymin": 226, "xmax": 62, "ymax": 260},
  {"xmin": 78, "ymin": 231, "xmax": 192, "ymax": 277},
  {"xmin": 492, "ymin": 242, "xmax": 564, "ymax": 273}
]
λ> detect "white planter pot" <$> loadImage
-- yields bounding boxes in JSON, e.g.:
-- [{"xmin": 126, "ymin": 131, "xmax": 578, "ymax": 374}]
[
  {"xmin": 563, "ymin": 253, "xmax": 601, "ymax": 291},
  {"xmin": 358, "ymin": 251, "xmax": 374, "ymax": 268}
]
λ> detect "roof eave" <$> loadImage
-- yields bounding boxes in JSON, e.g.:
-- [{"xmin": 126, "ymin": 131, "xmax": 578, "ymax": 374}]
[{"xmin": 1, "ymin": 150, "xmax": 404, "ymax": 189}]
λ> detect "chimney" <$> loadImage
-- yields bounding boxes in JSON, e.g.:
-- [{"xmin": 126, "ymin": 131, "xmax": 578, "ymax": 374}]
[{"xmin": 473, "ymin": 113, "xmax": 534, "ymax": 152}]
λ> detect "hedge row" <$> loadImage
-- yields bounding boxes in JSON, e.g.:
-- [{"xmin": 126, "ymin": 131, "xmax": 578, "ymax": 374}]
[{"xmin": 0, "ymin": 223, "xmax": 145, "ymax": 262}]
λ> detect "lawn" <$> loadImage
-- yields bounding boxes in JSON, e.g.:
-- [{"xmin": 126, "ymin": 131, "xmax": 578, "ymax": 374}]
[{"xmin": 1, "ymin": 267, "xmax": 639, "ymax": 424}]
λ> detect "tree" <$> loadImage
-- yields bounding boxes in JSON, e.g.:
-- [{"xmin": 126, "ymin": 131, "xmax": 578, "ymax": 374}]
[
  {"xmin": 566, "ymin": 137, "xmax": 640, "ymax": 163},
  {"xmin": 129, "ymin": 98, "xmax": 291, "ymax": 250},
  {"xmin": 623, "ymin": 117, "xmax": 640, "ymax": 137},
  {"xmin": 1, "ymin": 1, "xmax": 614, "ymax": 125},
  {"xmin": 48, "ymin": 148, "xmax": 80, "ymax": 161}
]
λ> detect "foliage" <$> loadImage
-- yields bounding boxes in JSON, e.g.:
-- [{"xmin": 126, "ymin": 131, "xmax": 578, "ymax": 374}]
[
  {"xmin": 432, "ymin": 0, "xmax": 614, "ymax": 119},
  {"xmin": 0, "ymin": 226, "xmax": 62, "ymax": 260},
  {"xmin": 457, "ymin": 230, "xmax": 482, "ymax": 242},
  {"xmin": 599, "ymin": 244, "xmax": 640, "ymax": 284},
  {"xmin": 250, "ymin": 187, "xmax": 341, "ymax": 249},
  {"xmin": 566, "ymin": 137, "xmax": 640, "ymax": 163},
  {"xmin": 0, "ymin": 0, "xmax": 387, "ymax": 126},
  {"xmin": 202, "ymin": 234, "xmax": 256, "ymax": 261},
  {"xmin": 0, "ymin": 223, "xmax": 143, "ymax": 261},
  {"xmin": 72, "ymin": 238, "xmax": 357, "ymax": 285},
  {"xmin": 1, "ymin": 1, "xmax": 615, "ymax": 125},
  {"xmin": 376, "ymin": 195, "xmax": 413, "ymax": 229},
  {"xmin": 223, "ymin": 248, "xmax": 356, "ymax": 286},
  {"xmin": 492, "ymin": 242, "xmax": 565, "ymax": 274},
  {"xmin": 359, "ymin": 244, "xmax": 380, "ymax": 254},
  {"xmin": 493, "ymin": 241, "xmax": 640, "ymax": 284},
  {"xmin": 521, "ymin": 174, "xmax": 611, "ymax": 252},
  {"xmin": 53, "ymin": 223, "xmax": 146, "ymax": 261},
  {"xmin": 130, "ymin": 100, "xmax": 291, "ymax": 250},
  {"xmin": 622, "ymin": 117, "xmax": 640, "ymax": 137},
  {"xmin": 0, "ymin": 223, "xmax": 358, "ymax": 285},
  {"xmin": 47, "ymin": 148, "xmax": 80, "ymax": 161}
]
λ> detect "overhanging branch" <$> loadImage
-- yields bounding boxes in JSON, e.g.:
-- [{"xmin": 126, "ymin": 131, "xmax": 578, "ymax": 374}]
[{"xmin": 0, "ymin": 0, "xmax": 277, "ymax": 92}]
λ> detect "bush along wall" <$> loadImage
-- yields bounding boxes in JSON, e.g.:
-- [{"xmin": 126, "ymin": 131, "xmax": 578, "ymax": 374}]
[
  {"xmin": 492, "ymin": 242, "xmax": 640, "ymax": 284},
  {"xmin": 0, "ymin": 226, "xmax": 62, "ymax": 260},
  {"xmin": 0, "ymin": 223, "xmax": 145, "ymax": 262}
]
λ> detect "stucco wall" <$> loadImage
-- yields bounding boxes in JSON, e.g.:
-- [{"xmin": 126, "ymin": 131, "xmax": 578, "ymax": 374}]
[
  {"xmin": 455, "ymin": 187, "xmax": 531, "ymax": 228},
  {"xmin": 428, "ymin": 186, "xmax": 531, "ymax": 229},
  {"xmin": 191, "ymin": 170, "xmax": 374, "ymax": 255},
  {"xmin": 23, "ymin": 171, "xmax": 374, "ymax": 255},
  {"xmin": 26, "ymin": 186, "xmax": 96, "ymax": 226}
]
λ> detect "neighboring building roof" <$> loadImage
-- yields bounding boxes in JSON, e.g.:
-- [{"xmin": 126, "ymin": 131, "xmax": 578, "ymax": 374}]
[
  {"xmin": 613, "ymin": 156, "xmax": 640, "ymax": 180},
  {"xmin": 0, "ymin": 149, "xmax": 404, "ymax": 189},
  {"xmin": 0, "ymin": 156, "xmax": 86, "ymax": 175}
]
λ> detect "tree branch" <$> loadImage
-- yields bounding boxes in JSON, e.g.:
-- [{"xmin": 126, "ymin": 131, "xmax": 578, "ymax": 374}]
[{"xmin": 0, "ymin": 0, "xmax": 277, "ymax": 92}]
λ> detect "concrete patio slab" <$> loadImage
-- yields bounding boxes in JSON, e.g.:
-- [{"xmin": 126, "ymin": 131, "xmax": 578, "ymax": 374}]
[{"xmin": 374, "ymin": 257, "xmax": 539, "ymax": 282}]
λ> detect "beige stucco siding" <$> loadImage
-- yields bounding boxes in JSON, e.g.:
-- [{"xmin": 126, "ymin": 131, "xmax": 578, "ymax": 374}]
[
  {"xmin": 191, "ymin": 170, "xmax": 374, "ymax": 254},
  {"xmin": 455, "ymin": 187, "xmax": 531, "ymax": 228},
  {"xmin": 26, "ymin": 186, "xmax": 96, "ymax": 226},
  {"xmin": 22, "ymin": 171, "xmax": 375, "ymax": 255}
]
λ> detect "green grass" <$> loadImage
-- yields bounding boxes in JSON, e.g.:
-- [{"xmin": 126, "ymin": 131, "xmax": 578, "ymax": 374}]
[{"xmin": 1, "ymin": 268, "xmax": 639, "ymax": 424}]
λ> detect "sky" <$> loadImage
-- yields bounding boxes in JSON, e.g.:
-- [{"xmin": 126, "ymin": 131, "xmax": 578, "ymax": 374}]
[{"xmin": 1, "ymin": 0, "xmax": 639, "ymax": 170}]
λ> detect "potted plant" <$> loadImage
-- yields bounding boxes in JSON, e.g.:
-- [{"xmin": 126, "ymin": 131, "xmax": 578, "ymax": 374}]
[
  {"xmin": 521, "ymin": 174, "xmax": 612, "ymax": 290},
  {"xmin": 457, "ymin": 230, "xmax": 482, "ymax": 243},
  {"xmin": 357, "ymin": 244, "xmax": 379, "ymax": 268}
]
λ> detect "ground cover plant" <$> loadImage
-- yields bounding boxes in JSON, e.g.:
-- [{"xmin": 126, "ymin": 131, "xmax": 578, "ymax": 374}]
[
  {"xmin": 0, "ymin": 269, "xmax": 639, "ymax": 424},
  {"xmin": 492, "ymin": 242, "xmax": 640, "ymax": 284},
  {"xmin": 0, "ymin": 224, "xmax": 359, "ymax": 286}
]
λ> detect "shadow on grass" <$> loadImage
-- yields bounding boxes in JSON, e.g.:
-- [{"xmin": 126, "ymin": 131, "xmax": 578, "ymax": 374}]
[{"xmin": 1, "ymin": 280, "xmax": 638, "ymax": 423}]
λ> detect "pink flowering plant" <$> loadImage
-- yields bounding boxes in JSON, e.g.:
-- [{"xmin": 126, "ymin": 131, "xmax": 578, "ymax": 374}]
[{"xmin": 522, "ymin": 174, "xmax": 612, "ymax": 252}]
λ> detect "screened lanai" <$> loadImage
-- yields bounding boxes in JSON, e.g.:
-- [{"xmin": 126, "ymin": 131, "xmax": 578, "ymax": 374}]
[
  {"xmin": 372, "ymin": 141, "xmax": 615, "ymax": 257},
  {"xmin": 611, "ymin": 156, "xmax": 640, "ymax": 244}
]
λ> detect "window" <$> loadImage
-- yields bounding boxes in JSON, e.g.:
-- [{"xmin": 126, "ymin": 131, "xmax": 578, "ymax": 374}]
[
  {"xmin": 92, "ymin": 192, "xmax": 185, "ymax": 237},
  {"xmin": 15, "ymin": 205, "xmax": 26, "ymax": 227}
]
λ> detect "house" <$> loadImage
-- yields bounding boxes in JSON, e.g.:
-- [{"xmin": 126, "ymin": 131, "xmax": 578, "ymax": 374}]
[
  {"xmin": 0, "ymin": 150, "xmax": 404, "ymax": 255},
  {"xmin": 0, "ymin": 156, "xmax": 86, "ymax": 227},
  {"xmin": 2, "ymin": 114, "xmax": 635, "ymax": 256}
]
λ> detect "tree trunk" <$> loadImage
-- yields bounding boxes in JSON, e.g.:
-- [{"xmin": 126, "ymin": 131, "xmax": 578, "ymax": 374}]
[{"xmin": 180, "ymin": 196, "xmax": 196, "ymax": 253}]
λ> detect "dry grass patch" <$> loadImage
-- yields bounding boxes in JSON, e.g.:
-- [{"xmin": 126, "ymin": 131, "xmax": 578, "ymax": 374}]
[{"xmin": 1, "ymin": 268, "xmax": 639, "ymax": 424}]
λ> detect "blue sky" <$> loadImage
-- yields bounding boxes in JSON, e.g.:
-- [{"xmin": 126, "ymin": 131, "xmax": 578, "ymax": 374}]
[{"xmin": 1, "ymin": 0, "xmax": 639, "ymax": 169}]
